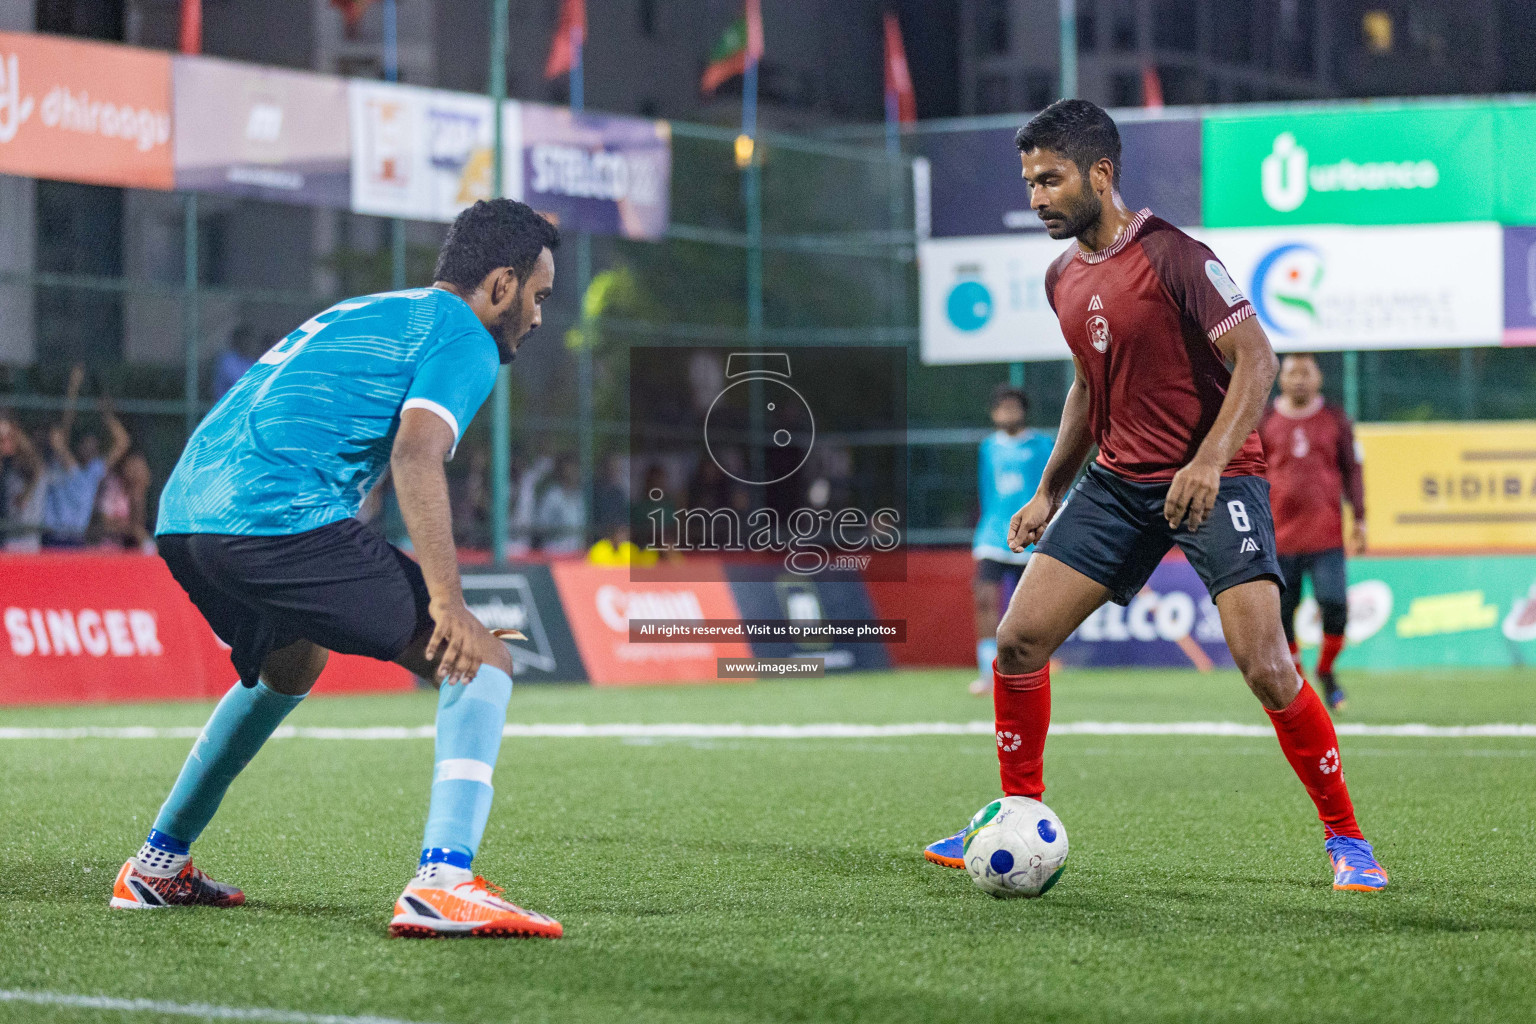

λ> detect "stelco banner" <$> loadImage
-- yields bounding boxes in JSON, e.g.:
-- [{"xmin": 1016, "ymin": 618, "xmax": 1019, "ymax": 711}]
[
  {"xmin": 1056, "ymin": 552, "xmax": 1536, "ymax": 670},
  {"xmin": 0, "ymin": 31, "xmax": 173, "ymax": 190},
  {"xmin": 519, "ymin": 103, "xmax": 672, "ymax": 241},
  {"xmin": 174, "ymin": 56, "xmax": 351, "ymax": 208},
  {"xmin": 1203, "ymin": 103, "xmax": 1536, "ymax": 227},
  {"xmin": 0, "ymin": 553, "xmax": 413, "ymax": 705},
  {"xmin": 1356, "ymin": 421, "xmax": 1536, "ymax": 552}
]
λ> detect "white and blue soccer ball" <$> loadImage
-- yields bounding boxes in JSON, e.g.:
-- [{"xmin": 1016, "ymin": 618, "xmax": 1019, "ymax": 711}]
[{"xmin": 963, "ymin": 796, "xmax": 1068, "ymax": 898}]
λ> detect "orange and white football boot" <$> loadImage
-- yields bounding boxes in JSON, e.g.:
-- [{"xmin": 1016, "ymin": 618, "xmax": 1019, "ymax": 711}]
[
  {"xmin": 389, "ymin": 873, "xmax": 562, "ymax": 939},
  {"xmin": 109, "ymin": 857, "xmax": 246, "ymax": 909}
]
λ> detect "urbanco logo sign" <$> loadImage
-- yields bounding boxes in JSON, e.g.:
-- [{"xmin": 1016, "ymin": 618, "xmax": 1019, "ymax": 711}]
[{"xmin": 1260, "ymin": 131, "xmax": 1440, "ymax": 214}]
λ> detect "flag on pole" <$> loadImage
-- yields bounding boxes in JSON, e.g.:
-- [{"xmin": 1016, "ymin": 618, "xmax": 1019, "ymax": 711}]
[
  {"xmin": 702, "ymin": 0, "xmax": 764, "ymax": 95},
  {"xmin": 883, "ymin": 11, "xmax": 916, "ymax": 124},
  {"xmin": 179, "ymin": 0, "xmax": 202, "ymax": 54},
  {"xmin": 330, "ymin": 0, "xmax": 378, "ymax": 34},
  {"xmin": 544, "ymin": 0, "xmax": 587, "ymax": 80},
  {"xmin": 1141, "ymin": 64, "xmax": 1165, "ymax": 110}
]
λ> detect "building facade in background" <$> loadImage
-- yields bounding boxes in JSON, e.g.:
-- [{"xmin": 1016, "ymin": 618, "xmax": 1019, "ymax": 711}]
[{"xmin": 958, "ymin": 0, "xmax": 1514, "ymax": 114}]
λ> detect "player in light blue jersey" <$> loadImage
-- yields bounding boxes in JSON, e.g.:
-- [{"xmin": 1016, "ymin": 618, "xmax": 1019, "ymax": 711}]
[
  {"xmin": 968, "ymin": 386, "xmax": 1052, "ymax": 696},
  {"xmin": 110, "ymin": 200, "xmax": 568, "ymax": 937}
]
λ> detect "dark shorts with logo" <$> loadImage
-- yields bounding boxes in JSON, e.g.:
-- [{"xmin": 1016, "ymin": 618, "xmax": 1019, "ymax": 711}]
[
  {"xmin": 158, "ymin": 518, "xmax": 431, "ymax": 687},
  {"xmin": 1036, "ymin": 463, "xmax": 1284, "ymax": 607}
]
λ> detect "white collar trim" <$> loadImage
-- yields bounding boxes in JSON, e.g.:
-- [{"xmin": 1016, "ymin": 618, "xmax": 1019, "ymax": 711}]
[{"xmin": 1076, "ymin": 209, "xmax": 1153, "ymax": 265}]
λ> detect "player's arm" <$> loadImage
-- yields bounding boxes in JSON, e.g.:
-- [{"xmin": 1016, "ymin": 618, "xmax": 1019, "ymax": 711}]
[
  {"xmin": 1339, "ymin": 413, "xmax": 1366, "ymax": 553},
  {"xmin": 100, "ymin": 396, "xmax": 131, "ymax": 467},
  {"xmin": 1164, "ymin": 316, "xmax": 1278, "ymax": 531},
  {"xmin": 390, "ymin": 408, "xmax": 486, "ymax": 685},
  {"xmin": 1008, "ymin": 356, "xmax": 1093, "ymax": 552}
]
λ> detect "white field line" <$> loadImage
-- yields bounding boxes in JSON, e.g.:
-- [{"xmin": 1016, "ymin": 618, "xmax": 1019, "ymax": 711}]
[
  {"xmin": 0, "ymin": 989, "xmax": 435, "ymax": 1024},
  {"xmin": 0, "ymin": 721, "xmax": 1534, "ymax": 741}
]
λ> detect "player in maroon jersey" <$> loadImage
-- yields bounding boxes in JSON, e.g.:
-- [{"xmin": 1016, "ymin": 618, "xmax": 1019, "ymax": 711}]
[
  {"xmin": 922, "ymin": 100, "xmax": 1386, "ymax": 892},
  {"xmin": 1259, "ymin": 354, "xmax": 1365, "ymax": 711}
]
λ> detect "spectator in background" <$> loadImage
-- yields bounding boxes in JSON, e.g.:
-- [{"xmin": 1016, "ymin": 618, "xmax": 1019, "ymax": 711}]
[
  {"xmin": 0, "ymin": 412, "xmax": 45, "ymax": 552},
  {"xmin": 42, "ymin": 366, "xmax": 130, "ymax": 548},
  {"xmin": 535, "ymin": 454, "xmax": 585, "ymax": 554},
  {"xmin": 590, "ymin": 453, "xmax": 629, "ymax": 543},
  {"xmin": 212, "ymin": 324, "xmax": 267, "ymax": 401},
  {"xmin": 90, "ymin": 401, "xmax": 154, "ymax": 551}
]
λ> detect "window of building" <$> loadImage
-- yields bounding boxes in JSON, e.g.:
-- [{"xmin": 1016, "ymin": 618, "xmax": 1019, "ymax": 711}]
[
  {"xmin": 1361, "ymin": 10, "xmax": 1393, "ymax": 52},
  {"xmin": 1152, "ymin": 0, "xmax": 1199, "ymax": 53},
  {"xmin": 638, "ymin": 0, "xmax": 657, "ymax": 37},
  {"xmin": 1024, "ymin": 72, "xmax": 1055, "ymax": 111},
  {"xmin": 35, "ymin": 0, "xmax": 124, "ymax": 40},
  {"xmin": 1110, "ymin": 72, "xmax": 1139, "ymax": 107},
  {"xmin": 976, "ymin": 0, "xmax": 1011, "ymax": 55},
  {"xmin": 1111, "ymin": 0, "xmax": 1137, "ymax": 50},
  {"xmin": 977, "ymin": 73, "xmax": 1012, "ymax": 114},
  {"xmin": 1077, "ymin": 6, "xmax": 1098, "ymax": 52}
]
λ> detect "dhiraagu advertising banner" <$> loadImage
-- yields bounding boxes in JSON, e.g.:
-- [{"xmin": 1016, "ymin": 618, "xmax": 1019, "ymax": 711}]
[
  {"xmin": 1291, "ymin": 555, "xmax": 1536, "ymax": 669},
  {"xmin": 1203, "ymin": 104, "xmax": 1498, "ymax": 227}
]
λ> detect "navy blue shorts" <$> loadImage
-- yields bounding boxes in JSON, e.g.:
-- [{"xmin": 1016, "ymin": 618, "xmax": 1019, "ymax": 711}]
[
  {"xmin": 1036, "ymin": 463, "xmax": 1284, "ymax": 606},
  {"xmin": 158, "ymin": 519, "xmax": 431, "ymax": 687},
  {"xmin": 1278, "ymin": 548, "xmax": 1347, "ymax": 607}
]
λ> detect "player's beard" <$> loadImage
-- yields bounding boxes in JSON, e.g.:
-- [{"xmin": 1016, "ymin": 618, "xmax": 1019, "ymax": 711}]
[
  {"xmin": 1041, "ymin": 185, "xmax": 1102, "ymax": 241},
  {"xmin": 492, "ymin": 284, "xmax": 531, "ymax": 364}
]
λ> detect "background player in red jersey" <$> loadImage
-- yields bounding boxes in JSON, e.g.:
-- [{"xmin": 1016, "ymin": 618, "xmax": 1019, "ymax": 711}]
[
  {"xmin": 1260, "ymin": 354, "xmax": 1365, "ymax": 711},
  {"xmin": 922, "ymin": 99, "xmax": 1387, "ymax": 891}
]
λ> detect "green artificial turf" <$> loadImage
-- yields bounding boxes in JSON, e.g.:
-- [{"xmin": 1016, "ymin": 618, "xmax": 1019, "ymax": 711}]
[{"xmin": 0, "ymin": 668, "xmax": 1532, "ymax": 1024}]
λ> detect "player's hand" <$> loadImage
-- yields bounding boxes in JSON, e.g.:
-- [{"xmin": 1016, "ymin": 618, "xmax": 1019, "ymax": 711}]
[
  {"xmin": 1349, "ymin": 521, "xmax": 1367, "ymax": 555},
  {"xmin": 1007, "ymin": 493, "xmax": 1058, "ymax": 552},
  {"xmin": 1165, "ymin": 461, "xmax": 1221, "ymax": 532},
  {"xmin": 425, "ymin": 598, "xmax": 488, "ymax": 685}
]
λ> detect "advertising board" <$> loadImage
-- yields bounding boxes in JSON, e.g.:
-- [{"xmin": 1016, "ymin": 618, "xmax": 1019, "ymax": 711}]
[{"xmin": 0, "ymin": 31, "xmax": 172, "ymax": 189}]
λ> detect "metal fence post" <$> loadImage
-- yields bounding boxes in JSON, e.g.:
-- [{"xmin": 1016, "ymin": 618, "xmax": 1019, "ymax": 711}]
[
  {"xmin": 183, "ymin": 192, "xmax": 200, "ymax": 436},
  {"xmin": 489, "ymin": 0, "xmax": 511, "ymax": 566}
]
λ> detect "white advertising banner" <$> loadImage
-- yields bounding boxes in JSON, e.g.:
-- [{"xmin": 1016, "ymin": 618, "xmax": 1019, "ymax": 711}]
[
  {"xmin": 1194, "ymin": 222, "xmax": 1503, "ymax": 353},
  {"xmin": 348, "ymin": 81, "xmax": 520, "ymax": 222},
  {"xmin": 918, "ymin": 233, "xmax": 1071, "ymax": 364},
  {"xmin": 920, "ymin": 222, "xmax": 1504, "ymax": 364}
]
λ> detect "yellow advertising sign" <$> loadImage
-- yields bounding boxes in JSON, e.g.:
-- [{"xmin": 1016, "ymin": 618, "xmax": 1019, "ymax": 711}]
[{"xmin": 1357, "ymin": 422, "xmax": 1536, "ymax": 552}]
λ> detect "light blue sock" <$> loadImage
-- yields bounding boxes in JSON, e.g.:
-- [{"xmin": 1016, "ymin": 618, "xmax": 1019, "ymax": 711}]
[
  {"xmin": 420, "ymin": 665, "xmax": 513, "ymax": 869},
  {"xmin": 977, "ymin": 638, "xmax": 998, "ymax": 681},
  {"xmin": 150, "ymin": 681, "xmax": 305, "ymax": 848}
]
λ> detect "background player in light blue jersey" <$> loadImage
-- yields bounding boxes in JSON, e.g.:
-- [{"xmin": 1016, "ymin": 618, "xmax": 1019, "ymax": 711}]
[
  {"xmin": 969, "ymin": 386, "xmax": 1052, "ymax": 696},
  {"xmin": 110, "ymin": 200, "xmax": 566, "ymax": 938}
]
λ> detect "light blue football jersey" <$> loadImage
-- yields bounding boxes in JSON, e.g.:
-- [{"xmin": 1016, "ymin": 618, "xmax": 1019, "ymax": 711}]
[
  {"xmin": 157, "ymin": 288, "xmax": 499, "ymax": 537},
  {"xmin": 973, "ymin": 429, "xmax": 1053, "ymax": 563}
]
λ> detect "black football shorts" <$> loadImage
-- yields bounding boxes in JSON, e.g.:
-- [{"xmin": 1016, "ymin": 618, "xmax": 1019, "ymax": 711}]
[
  {"xmin": 158, "ymin": 518, "xmax": 432, "ymax": 686},
  {"xmin": 1035, "ymin": 463, "xmax": 1284, "ymax": 606}
]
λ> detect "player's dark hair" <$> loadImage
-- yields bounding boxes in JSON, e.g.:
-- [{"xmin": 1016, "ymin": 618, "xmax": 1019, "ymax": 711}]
[
  {"xmin": 990, "ymin": 384, "xmax": 1028, "ymax": 413},
  {"xmin": 1015, "ymin": 99, "xmax": 1122, "ymax": 189},
  {"xmin": 433, "ymin": 199, "xmax": 560, "ymax": 291}
]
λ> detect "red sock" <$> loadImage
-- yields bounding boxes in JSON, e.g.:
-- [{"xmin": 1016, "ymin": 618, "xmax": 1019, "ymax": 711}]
[
  {"xmin": 1265, "ymin": 682, "xmax": 1364, "ymax": 840},
  {"xmin": 993, "ymin": 661, "xmax": 1050, "ymax": 800},
  {"xmin": 1287, "ymin": 641, "xmax": 1302, "ymax": 675},
  {"xmin": 1317, "ymin": 633, "xmax": 1345, "ymax": 674}
]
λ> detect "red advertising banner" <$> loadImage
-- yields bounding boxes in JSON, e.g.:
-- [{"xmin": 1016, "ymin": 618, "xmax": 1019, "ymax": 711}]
[
  {"xmin": 550, "ymin": 561, "xmax": 750, "ymax": 685},
  {"xmin": 0, "ymin": 31, "xmax": 174, "ymax": 190},
  {"xmin": 0, "ymin": 553, "xmax": 413, "ymax": 706}
]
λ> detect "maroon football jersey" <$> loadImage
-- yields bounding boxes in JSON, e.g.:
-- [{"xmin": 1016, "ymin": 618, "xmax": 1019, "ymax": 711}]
[
  {"xmin": 1044, "ymin": 210, "xmax": 1267, "ymax": 483},
  {"xmin": 1258, "ymin": 398, "xmax": 1365, "ymax": 555}
]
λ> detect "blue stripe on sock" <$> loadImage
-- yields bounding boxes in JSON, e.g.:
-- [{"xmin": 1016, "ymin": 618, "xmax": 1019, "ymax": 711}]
[
  {"xmin": 145, "ymin": 829, "xmax": 190, "ymax": 855},
  {"xmin": 420, "ymin": 847, "xmax": 473, "ymax": 869}
]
